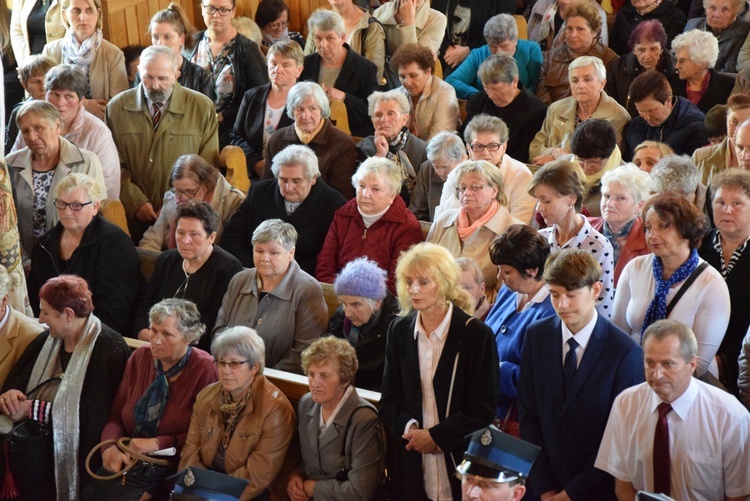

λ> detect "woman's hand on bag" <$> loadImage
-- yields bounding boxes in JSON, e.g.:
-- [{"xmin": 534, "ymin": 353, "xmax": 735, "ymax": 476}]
[
  {"xmin": 128, "ymin": 437, "xmax": 160, "ymax": 455},
  {"xmin": 102, "ymin": 446, "xmax": 131, "ymax": 473},
  {"xmin": 0, "ymin": 390, "xmax": 29, "ymax": 422},
  {"xmin": 287, "ymin": 472, "xmax": 310, "ymax": 501}
]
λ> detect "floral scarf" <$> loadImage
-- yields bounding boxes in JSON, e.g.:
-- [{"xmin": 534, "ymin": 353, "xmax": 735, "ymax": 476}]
[
  {"xmin": 192, "ymin": 35, "xmax": 237, "ymax": 113},
  {"xmin": 60, "ymin": 28, "xmax": 102, "ymax": 77},
  {"xmin": 385, "ymin": 127, "xmax": 417, "ymax": 195}
]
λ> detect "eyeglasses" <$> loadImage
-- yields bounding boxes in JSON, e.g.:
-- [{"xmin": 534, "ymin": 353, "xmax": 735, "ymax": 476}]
[
  {"xmin": 53, "ymin": 199, "xmax": 93, "ymax": 211},
  {"xmin": 171, "ymin": 186, "xmax": 201, "ymax": 199},
  {"xmin": 203, "ymin": 4, "xmax": 233, "ymax": 16},
  {"xmin": 455, "ymin": 184, "xmax": 489, "ymax": 197},
  {"xmin": 215, "ymin": 360, "xmax": 250, "ymax": 369},
  {"xmin": 579, "ymin": 157, "xmax": 604, "ymax": 169},
  {"xmin": 469, "ymin": 142, "xmax": 503, "ymax": 152}
]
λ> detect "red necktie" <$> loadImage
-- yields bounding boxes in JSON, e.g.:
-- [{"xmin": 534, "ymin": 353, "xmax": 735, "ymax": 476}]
[
  {"xmin": 653, "ymin": 402, "xmax": 672, "ymax": 495},
  {"xmin": 152, "ymin": 102, "xmax": 163, "ymax": 129}
]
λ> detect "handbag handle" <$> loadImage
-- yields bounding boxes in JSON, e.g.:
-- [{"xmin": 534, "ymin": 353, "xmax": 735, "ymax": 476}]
[
  {"xmin": 25, "ymin": 377, "xmax": 62, "ymax": 399},
  {"xmin": 85, "ymin": 437, "xmax": 169, "ymax": 481}
]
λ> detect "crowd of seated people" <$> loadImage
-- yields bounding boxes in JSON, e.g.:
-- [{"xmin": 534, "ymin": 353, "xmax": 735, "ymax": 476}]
[{"xmin": 3, "ymin": 0, "xmax": 750, "ymax": 498}]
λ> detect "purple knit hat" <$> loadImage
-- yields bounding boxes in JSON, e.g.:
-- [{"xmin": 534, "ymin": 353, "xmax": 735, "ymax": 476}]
[{"xmin": 334, "ymin": 258, "xmax": 388, "ymax": 300}]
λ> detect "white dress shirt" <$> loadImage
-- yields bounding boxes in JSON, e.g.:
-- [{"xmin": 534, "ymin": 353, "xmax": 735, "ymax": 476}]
[
  {"xmin": 404, "ymin": 303, "xmax": 455, "ymax": 501},
  {"xmin": 595, "ymin": 379, "xmax": 750, "ymax": 500}
]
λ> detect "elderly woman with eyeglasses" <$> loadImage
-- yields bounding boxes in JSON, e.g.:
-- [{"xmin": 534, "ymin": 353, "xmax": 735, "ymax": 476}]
[
  {"xmin": 214, "ymin": 219, "xmax": 327, "ymax": 373},
  {"xmin": 316, "ymin": 156, "xmax": 423, "ymax": 292},
  {"xmin": 181, "ymin": 326, "xmax": 295, "ymax": 501},
  {"xmin": 529, "ymin": 56, "xmax": 630, "ymax": 166},
  {"xmin": 6, "ymin": 100, "xmax": 105, "ymax": 258},
  {"xmin": 27, "ymin": 173, "xmax": 140, "ymax": 335},
  {"xmin": 262, "ymin": 81, "xmax": 357, "ymax": 199},
  {"xmin": 428, "ymin": 160, "xmax": 522, "ymax": 292},
  {"xmin": 135, "ymin": 201, "xmax": 243, "ymax": 348},
  {"xmin": 446, "ymin": 14, "xmax": 543, "ymax": 99},
  {"xmin": 139, "ymin": 155, "xmax": 244, "ymax": 252},
  {"xmin": 671, "ymin": 30, "xmax": 735, "ymax": 114},
  {"xmin": 84, "ymin": 299, "xmax": 218, "ymax": 500},
  {"xmin": 185, "ymin": 0, "xmax": 268, "ymax": 147}
]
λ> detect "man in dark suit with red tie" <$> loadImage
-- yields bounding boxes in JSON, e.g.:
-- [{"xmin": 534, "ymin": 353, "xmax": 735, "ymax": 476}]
[{"xmin": 518, "ymin": 248, "xmax": 644, "ymax": 500}]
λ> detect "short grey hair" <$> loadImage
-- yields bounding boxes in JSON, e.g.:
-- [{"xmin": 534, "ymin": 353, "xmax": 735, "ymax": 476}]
[
  {"xmin": 650, "ymin": 154, "xmax": 700, "ymax": 197},
  {"xmin": 211, "ymin": 326, "xmax": 266, "ymax": 373},
  {"xmin": 483, "ymin": 13, "xmax": 518, "ymax": 44},
  {"xmin": 271, "ymin": 144, "xmax": 321, "ymax": 179},
  {"xmin": 703, "ymin": 0, "xmax": 743, "ymax": 14},
  {"xmin": 463, "ymin": 114, "xmax": 509, "ymax": 145},
  {"xmin": 671, "ymin": 30, "xmax": 719, "ymax": 69},
  {"xmin": 368, "ymin": 90, "xmax": 410, "ymax": 116},
  {"xmin": 139, "ymin": 44, "xmax": 179, "ymax": 73},
  {"xmin": 45, "ymin": 64, "xmax": 89, "ymax": 99},
  {"xmin": 426, "ymin": 131, "xmax": 466, "ymax": 163},
  {"xmin": 17, "ymin": 100, "xmax": 61, "ymax": 125},
  {"xmin": 251, "ymin": 218, "xmax": 298, "ymax": 251},
  {"xmin": 642, "ymin": 319, "xmax": 698, "ymax": 363},
  {"xmin": 456, "ymin": 257, "xmax": 484, "ymax": 285},
  {"xmin": 53, "ymin": 172, "xmax": 105, "ymax": 202},
  {"xmin": 352, "ymin": 157, "xmax": 403, "ymax": 196},
  {"xmin": 478, "ymin": 53, "xmax": 519, "ymax": 85},
  {"xmin": 149, "ymin": 298, "xmax": 206, "ymax": 345},
  {"xmin": 286, "ymin": 81, "xmax": 331, "ymax": 120},
  {"xmin": 307, "ymin": 8, "xmax": 345, "ymax": 36},
  {"xmin": 600, "ymin": 163, "xmax": 652, "ymax": 204},
  {"xmin": 0, "ymin": 266, "xmax": 10, "ymax": 297},
  {"xmin": 568, "ymin": 56, "xmax": 606, "ymax": 82}
]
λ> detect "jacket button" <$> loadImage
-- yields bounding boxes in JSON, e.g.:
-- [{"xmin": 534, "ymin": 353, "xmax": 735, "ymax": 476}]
[{"xmin": 257, "ymin": 318, "xmax": 263, "ymax": 325}]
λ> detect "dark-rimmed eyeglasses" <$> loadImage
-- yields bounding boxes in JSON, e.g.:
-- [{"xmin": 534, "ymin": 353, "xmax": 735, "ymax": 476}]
[
  {"xmin": 53, "ymin": 199, "xmax": 93, "ymax": 211},
  {"xmin": 215, "ymin": 360, "xmax": 250, "ymax": 369},
  {"xmin": 203, "ymin": 4, "xmax": 234, "ymax": 16},
  {"xmin": 170, "ymin": 187, "xmax": 201, "ymax": 199}
]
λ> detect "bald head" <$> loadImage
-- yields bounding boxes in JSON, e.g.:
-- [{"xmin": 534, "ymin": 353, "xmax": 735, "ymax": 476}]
[{"xmin": 735, "ymin": 119, "xmax": 750, "ymax": 170}]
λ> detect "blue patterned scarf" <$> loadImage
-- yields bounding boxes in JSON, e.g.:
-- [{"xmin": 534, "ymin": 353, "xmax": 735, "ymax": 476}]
[
  {"xmin": 642, "ymin": 249, "xmax": 699, "ymax": 334},
  {"xmin": 133, "ymin": 347, "xmax": 192, "ymax": 437}
]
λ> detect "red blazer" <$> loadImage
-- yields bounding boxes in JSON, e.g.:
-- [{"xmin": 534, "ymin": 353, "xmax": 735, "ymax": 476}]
[
  {"xmin": 316, "ymin": 196, "xmax": 424, "ymax": 292},
  {"xmin": 589, "ymin": 216, "xmax": 649, "ymax": 286}
]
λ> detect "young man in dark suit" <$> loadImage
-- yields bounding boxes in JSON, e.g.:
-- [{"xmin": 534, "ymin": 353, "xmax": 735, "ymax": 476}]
[{"xmin": 518, "ymin": 248, "xmax": 644, "ymax": 500}]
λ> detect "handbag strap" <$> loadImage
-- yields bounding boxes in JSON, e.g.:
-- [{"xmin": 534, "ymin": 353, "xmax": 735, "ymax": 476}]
[
  {"xmin": 665, "ymin": 262, "xmax": 708, "ymax": 318},
  {"xmin": 85, "ymin": 437, "xmax": 169, "ymax": 481},
  {"xmin": 337, "ymin": 405, "xmax": 380, "ymax": 472},
  {"xmin": 26, "ymin": 377, "xmax": 62, "ymax": 398}
]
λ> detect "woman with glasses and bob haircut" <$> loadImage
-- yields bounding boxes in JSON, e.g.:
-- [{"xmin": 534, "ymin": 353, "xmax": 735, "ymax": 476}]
[
  {"xmin": 84, "ymin": 299, "xmax": 217, "ymax": 500},
  {"xmin": 139, "ymin": 154, "xmax": 245, "ymax": 251},
  {"xmin": 181, "ymin": 326, "xmax": 295, "ymax": 501},
  {"xmin": 184, "ymin": 0, "xmax": 268, "ymax": 148},
  {"xmin": 27, "ymin": 173, "xmax": 141, "ymax": 335},
  {"xmin": 428, "ymin": 160, "xmax": 522, "ymax": 292}
]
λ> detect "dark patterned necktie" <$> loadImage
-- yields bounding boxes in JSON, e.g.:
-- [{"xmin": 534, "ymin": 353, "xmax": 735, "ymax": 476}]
[
  {"xmin": 653, "ymin": 402, "xmax": 673, "ymax": 495},
  {"xmin": 152, "ymin": 102, "xmax": 163, "ymax": 129}
]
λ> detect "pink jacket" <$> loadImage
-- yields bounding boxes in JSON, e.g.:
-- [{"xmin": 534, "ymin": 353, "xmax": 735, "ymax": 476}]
[{"xmin": 316, "ymin": 196, "xmax": 423, "ymax": 292}]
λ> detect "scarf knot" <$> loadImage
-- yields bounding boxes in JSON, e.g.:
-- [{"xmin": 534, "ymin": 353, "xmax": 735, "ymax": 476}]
[
  {"xmin": 133, "ymin": 346, "xmax": 192, "ymax": 437},
  {"xmin": 642, "ymin": 249, "xmax": 699, "ymax": 334}
]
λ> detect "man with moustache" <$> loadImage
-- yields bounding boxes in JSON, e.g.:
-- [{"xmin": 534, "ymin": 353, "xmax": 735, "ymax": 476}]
[
  {"xmin": 596, "ymin": 319, "xmax": 750, "ymax": 500},
  {"xmin": 107, "ymin": 45, "xmax": 219, "ymax": 239}
]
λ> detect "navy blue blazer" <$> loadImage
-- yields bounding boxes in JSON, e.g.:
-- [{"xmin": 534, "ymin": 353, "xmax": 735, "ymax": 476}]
[{"xmin": 518, "ymin": 314, "xmax": 644, "ymax": 499}]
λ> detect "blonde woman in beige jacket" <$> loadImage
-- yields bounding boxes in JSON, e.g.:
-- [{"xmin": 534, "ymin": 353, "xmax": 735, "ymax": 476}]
[{"xmin": 42, "ymin": 0, "xmax": 128, "ymax": 120}]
